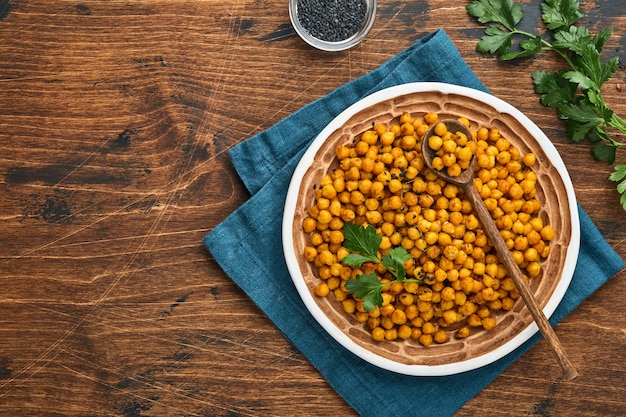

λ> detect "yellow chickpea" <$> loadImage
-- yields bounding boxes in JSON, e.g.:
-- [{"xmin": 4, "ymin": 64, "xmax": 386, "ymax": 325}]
[
  {"xmin": 541, "ymin": 224, "xmax": 555, "ymax": 240},
  {"xmin": 419, "ymin": 334, "xmax": 433, "ymax": 347},
  {"xmin": 456, "ymin": 326, "xmax": 470, "ymax": 339},
  {"xmin": 371, "ymin": 327, "xmax": 385, "ymax": 341},
  {"xmin": 447, "ymin": 163, "xmax": 462, "ymax": 177},
  {"xmin": 315, "ymin": 282, "xmax": 330, "ymax": 297},
  {"xmin": 304, "ymin": 246, "xmax": 318, "ymax": 262},
  {"xmin": 394, "ymin": 324, "xmax": 410, "ymax": 340},
  {"xmin": 384, "ymin": 328, "xmax": 398, "ymax": 341},
  {"xmin": 424, "ymin": 112, "xmax": 438, "ymax": 125},
  {"xmin": 482, "ymin": 316, "xmax": 497, "ymax": 330},
  {"xmin": 428, "ymin": 135, "xmax": 443, "ymax": 151},
  {"xmin": 501, "ymin": 297, "xmax": 515, "ymax": 311},
  {"xmin": 391, "ymin": 309, "xmax": 407, "ymax": 325},
  {"xmin": 522, "ymin": 153, "xmax": 537, "ymax": 167},
  {"xmin": 467, "ymin": 314, "xmax": 482, "ymax": 327},
  {"xmin": 342, "ymin": 299, "xmax": 357, "ymax": 314},
  {"xmin": 434, "ymin": 329, "xmax": 450, "ymax": 344},
  {"xmin": 302, "ymin": 217, "xmax": 317, "ymax": 233}
]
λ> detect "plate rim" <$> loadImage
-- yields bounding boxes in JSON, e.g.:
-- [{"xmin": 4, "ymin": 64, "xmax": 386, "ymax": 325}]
[{"xmin": 282, "ymin": 81, "xmax": 580, "ymax": 376}]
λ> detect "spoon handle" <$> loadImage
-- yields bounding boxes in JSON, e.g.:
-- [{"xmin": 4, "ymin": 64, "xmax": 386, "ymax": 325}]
[{"xmin": 462, "ymin": 183, "xmax": 578, "ymax": 380}]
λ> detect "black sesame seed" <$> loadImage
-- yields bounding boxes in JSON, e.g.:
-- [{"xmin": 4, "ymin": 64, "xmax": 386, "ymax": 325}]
[{"xmin": 297, "ymin": 0, "xmax": 367, "ymax": 42}]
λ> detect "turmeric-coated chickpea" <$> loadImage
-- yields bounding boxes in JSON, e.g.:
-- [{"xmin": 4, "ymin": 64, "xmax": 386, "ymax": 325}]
[
  {"xmin": 326, "ymin": 276, "xmax": 340, "ymax": 290},
  {"xmin": 361, "ymin": 130, "xmax": 378, "ymax": 145},
  {"xmin": 371, "ymin": 327, "xmax": 385, "ymax": 341},
  {"xmin": 342, "ymin": 299, "xmax": 357, "ymax": 314},
  {"xmin": 317, "ymin": 209, "xmax": 333, "ymax": 224},
  {"xmin": 315, "ymin": 282, "xmax": 329, "ymax": 297},
  {"xmin": 477, "ymin": 305, "xmax": 491, "ymax": 319},
  {"xmin": 501, "ymin": 297, "xmax": 515, "ymax": 311},
  {"xmin": 522, "ymin": 152, "xmax": 536, "ymax": 167},
  {"xmin": 482, "ymin": 316, "xmax": 497, "ymax": 330},
  {"xmin": 433, "ymin": 121, "xmax": 448, "ymax": 136},
  {"xmin": 418, "ymin": 334, "xmax": 433, "ymax": 347},
  {"xmin": 365, "ymin": 210, "xmax": 382, "ymax": 225},
  {"xmin": 398, "ymin": 112, "xmax": 412, "ymax": 125},
  {"xmin": 526, "ymin": 261, "xmax": 541, "ymax": 277},
  {"xmin": 428, "ymin": 135, "xmax": 443, "ymax": 151},
  {"xmin": 442, "ymin": 309, "xmax": 457, "ymax": 325},
  {"xmin": 467, "ymin": 314, "xmax": 482, "ymax": 327},
  {"xmin": 333, "ymin": 287, "xmax": 349, "ymax": 301},
  {"xmin": 391, "ymin": 309, "xmax": 407, "ymax": 325},
  {"xmin": 380, "ymin": 316, "xmax": 394, "ymax": 330},
  {"xmin": 424, "ymin": 112, "xmax": 438, "ymax": 125},
  {"xmin": 447, "ymin": 163, "xmax": 462, "ymax": 177},
  {"xmin": 318, "ymin": 249, "xmax": 334, "ymax": 266},
  {"xmin": 302, "ymin": 217, "xmax": 317, "ymax": 233},
  {"xmin": 304, "ymin": 246, "xmax": 318, "ymax": 262},
  {"xmin": 456, "ymin": 326, "xmax": 471, "ymax": 339},
  {"xmin": 373, "ymin": 122, "xmax": 388, "ymax": 136},
  {"xmin": 396, "ymin": 324, "xmax": 412, "ymax": 340},
  {"xmin": 422, "ymin": 321, "xmax": 436, "ymax": 335},
  {"xmin": 442, "ymin": 139, "xmax": 457, "ymax": 154},
  {"xmin": 400, "ymin": 135, "xmax": 417, "ymax": 151},
  {"xmin": 524, "ymin": 247, "xmax": 539, "ymax": 262},
  {"xmin": 354, "ymin": 311, "xmax": 369, "ymax": 323},
  {"xmin": 540, "ymin": 224, "xmax": 555, "ymax": 240},
  {"xmin": 355, "ymin": 140, "xmax": 370, "ymax": 156},
  {"xmin": 434, "ymin": 329, "xmax": 450, "ymax": 344},
  {"xmin": 380, "ymin": 131, "xmax": 395, "ymax": 146}
]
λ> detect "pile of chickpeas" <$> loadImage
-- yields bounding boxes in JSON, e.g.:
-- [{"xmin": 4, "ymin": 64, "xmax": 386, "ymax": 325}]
[
  {"xmin": 302, "ymin": 112, "xmax": 554, "ymax": 346},
  {"xmin": 427, "ymin": 121, "xmax": 477, "ymax": 177}
]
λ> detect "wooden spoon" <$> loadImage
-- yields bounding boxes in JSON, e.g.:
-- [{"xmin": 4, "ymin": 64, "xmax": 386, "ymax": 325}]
[{"xmin": 422, "ymin": 120, "xmax": 578, "ymax": 380}]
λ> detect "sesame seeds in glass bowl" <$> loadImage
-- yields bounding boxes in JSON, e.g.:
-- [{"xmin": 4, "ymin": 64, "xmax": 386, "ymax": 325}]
[{"xmin": 289, "ymin": 0, "xmax": 377, "ymax": 52}]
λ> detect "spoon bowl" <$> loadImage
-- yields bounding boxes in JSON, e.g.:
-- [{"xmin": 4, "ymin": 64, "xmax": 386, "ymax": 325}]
[
  {"xmin": 421, "ymin": 120, "xmax": 578, "ymax": 380},
  {"xmin": 421, "ymin": 119, "xmax": 476, "ymax": 185}
]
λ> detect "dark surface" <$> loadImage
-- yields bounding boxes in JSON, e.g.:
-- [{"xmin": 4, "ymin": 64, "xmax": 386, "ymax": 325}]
[{"xmin": 1, "ymin": 1, "xmax": 625, "ymax": 416}]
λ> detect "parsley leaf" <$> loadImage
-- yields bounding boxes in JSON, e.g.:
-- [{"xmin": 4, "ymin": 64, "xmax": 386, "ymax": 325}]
[
  {"xmin": 592, "ymin": 143, "xmax": 617, "ymax": 165},
  {"xmin": 341, "ymin": 223, "xmax": 421, "ymax": 311},
  {"xmin": 344, "ymin": 273, "xmax": 384, "ymax": 312},
  {"xmin": 343, "ymin": 222, "xmax": 380, "ymax": 259},
  {"xmin": 609, "ymin": 165, "xmax": 626, "ymax": 210},
  {"xmin": 476, "ymin": 25, "xmax": 513, "ymax": 55},
  {"xmin": 500, "ymin": 36, "xmax": 542, "ymax": 60},
  {"xmin": 540, "ymin": 0, "xmax": 583, "ymax": 30},
  {"xmin": 532, "ymin": 70, "xmax": 576, "ymax": 107},
  {"xmin": 552, "ymin": 25, "xmax": 590, "ymax": 54},
  {"xmin": 466, "ymin": 0, "xmax": 523, "ymax": 31},
  {"xmin": 382, "ymin": 247, "xmax": 412, "ymax": 281}
]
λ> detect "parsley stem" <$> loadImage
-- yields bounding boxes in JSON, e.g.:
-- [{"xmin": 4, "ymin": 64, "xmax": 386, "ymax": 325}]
[{"xmin": 610, "ymin": 114, "xmax": 626, "ymax": 137}]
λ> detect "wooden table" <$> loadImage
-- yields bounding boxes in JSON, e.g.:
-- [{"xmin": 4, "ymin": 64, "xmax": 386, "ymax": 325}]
[{"xmin": 1, "ymin": 1, "xmax": 624, "ymax": 415}]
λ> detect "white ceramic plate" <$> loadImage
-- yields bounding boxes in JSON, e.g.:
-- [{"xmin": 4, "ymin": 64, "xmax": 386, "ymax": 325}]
[{"xmin": 282, "ymin": 82, "xmax": 580, "ymax": 376}]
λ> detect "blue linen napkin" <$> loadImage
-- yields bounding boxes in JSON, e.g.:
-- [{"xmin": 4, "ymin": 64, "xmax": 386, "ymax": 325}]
[{"xmin": 204, "ymin": 29, "xmax": 624, "ymax": 417}]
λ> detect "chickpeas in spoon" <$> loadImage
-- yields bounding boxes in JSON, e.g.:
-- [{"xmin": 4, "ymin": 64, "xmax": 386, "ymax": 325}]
[{"xmin": 421, "ymin": 120, "xmax": 578, "ymax": 380}]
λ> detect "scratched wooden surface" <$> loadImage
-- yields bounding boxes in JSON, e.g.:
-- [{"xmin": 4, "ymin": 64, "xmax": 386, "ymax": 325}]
[{"xmin": 0, "ymin": 0, "xmax": 625, "ymax": 416}]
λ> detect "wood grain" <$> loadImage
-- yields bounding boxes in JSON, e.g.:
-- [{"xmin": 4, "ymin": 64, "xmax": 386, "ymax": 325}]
[{"xmin": 1, "ymin": 0, "xmax": 624, "ymax": 416}]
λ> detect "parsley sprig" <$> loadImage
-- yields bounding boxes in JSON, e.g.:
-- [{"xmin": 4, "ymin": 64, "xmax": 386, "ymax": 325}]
[
  {"xmin": 466, "ymin": 0, "xmax": 626, "ymax": 211},
  {"xmin": 342, "ymin": 222, "xmax": 422, "ymax": 311}
]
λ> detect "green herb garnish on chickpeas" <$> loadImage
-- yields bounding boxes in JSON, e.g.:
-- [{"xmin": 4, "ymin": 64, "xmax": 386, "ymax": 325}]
[{"xmin": 342, "ymin": 222, "xmax": 423, "ymax": 311}]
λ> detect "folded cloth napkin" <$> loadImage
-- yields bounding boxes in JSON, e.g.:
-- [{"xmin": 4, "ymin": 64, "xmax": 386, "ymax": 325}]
[{"xmin": 204, "ymin": 29, "xmax": 624, "ymax": 417}]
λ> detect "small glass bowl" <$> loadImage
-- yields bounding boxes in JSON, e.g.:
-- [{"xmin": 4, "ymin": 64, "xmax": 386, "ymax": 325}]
[{"xmin": 289, "ymin": 0, "xmax": 377, "ymax": 52}]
